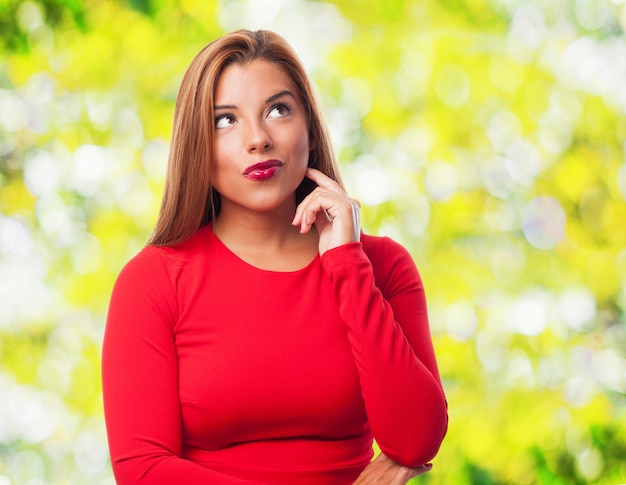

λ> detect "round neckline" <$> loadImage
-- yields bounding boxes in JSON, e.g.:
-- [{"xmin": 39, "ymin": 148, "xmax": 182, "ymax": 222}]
[{"xmin": 208, "ymin": 226, "xmax": 320, "ymax": 275}]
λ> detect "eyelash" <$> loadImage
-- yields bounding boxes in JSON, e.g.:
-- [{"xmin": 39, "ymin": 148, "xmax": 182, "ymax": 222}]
[
  {"xmin": 214, "ymin": 101, "xmax": 294, "ymax": 128},
  {"xmin": 214, "ymin": 113, "xmax": 235, "ymax": 128},
  {"xmin": 269, "ymin": 101, "xmax": 294, "ymax": 116}
]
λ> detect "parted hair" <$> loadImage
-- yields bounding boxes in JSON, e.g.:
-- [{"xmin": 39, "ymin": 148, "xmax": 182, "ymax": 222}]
[{"xmin": 148, "ymin": 29, "xmax": 343, "ymax": 246}]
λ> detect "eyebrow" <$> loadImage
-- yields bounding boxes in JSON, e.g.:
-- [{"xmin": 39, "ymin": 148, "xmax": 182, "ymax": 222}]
[{"xmin": 214, "ymin": 90, "xmax": 296, "ymax": 111}]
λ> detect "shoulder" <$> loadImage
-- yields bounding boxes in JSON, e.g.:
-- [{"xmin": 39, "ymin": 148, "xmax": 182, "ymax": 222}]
[
  {"xmin": 360, "ymin": 232, "xmax": 415, "ymax": 266},
  {"xmin": 115, "ymin": 226, "xmax": 212, "ymax": 289},
  {"xmin": 360, "ymin": 232, "xmax": 423, "ymax": 292}
]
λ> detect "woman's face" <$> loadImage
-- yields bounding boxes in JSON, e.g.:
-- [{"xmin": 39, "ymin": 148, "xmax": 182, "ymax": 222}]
[{"xmin": 211, "ymin": 59, "xmax": 310, "ymax": 218}]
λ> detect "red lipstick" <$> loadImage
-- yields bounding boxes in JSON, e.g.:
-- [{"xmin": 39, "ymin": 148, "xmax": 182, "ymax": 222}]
[{"xmin": 243, "ymin": 160, "xmax": 283, "ymax": 181}]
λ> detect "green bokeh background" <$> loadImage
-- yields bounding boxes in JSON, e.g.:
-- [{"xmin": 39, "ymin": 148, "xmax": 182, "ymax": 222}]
[{"xmin": 1, "ymin": 0, "xmax": 625, "ymax": 483}]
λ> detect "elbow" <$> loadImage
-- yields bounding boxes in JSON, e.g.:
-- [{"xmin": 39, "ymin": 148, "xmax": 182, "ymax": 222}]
[
  {"xmin": 386, "ymin": 421, "xmax": 448, "ymax": 468},
  {"xmin": 109, "ymin": 452, "xmax": 177, "ymax": 485},
  {"xmin": 381, "ymin": 399, "xmax": 449, "ymax": 468}
]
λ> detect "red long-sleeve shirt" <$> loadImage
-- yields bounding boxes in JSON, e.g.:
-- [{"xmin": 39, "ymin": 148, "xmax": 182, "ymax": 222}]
[{"xmin": 102, "ymin": 225, "xmax": 447, "ymax": 484}]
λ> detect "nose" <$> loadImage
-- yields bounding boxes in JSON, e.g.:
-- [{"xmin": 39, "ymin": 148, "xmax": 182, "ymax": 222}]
[{"xmin": 245, "ymin": 120, "xmax": 272, "ymax": 153}]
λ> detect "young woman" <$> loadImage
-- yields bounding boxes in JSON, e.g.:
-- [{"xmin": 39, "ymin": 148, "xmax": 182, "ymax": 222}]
[{"xmin": 102, "ymin": 29, "xmax": 448, "ymax": 485}]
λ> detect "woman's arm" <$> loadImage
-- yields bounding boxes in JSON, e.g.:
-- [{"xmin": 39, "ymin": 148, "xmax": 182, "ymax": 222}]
[
  {"xmin": 295, "ymin": 168, "xmax": 448, "ymax": 467},
  {"xmin": 320, "ymin": 238, "xmax": 448, "ymax": 467},
  {"xmin": 102, "ymin": 248, "xmax": 261, "ymax": 485}
]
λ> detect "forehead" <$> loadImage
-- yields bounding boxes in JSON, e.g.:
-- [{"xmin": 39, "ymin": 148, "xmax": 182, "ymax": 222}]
[{"xmin": 214, "ymin": 59, "xmax": 299, "ymax": 103}]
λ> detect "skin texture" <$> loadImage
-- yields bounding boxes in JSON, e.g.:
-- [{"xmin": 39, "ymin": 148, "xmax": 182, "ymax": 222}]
[
  {"xmin": 212, "ymin": 60, "xmax": 312, "ymax": 218},
  {"xmin": 353, "ymin": 454, "xmax": 432, "ymax": 484}
]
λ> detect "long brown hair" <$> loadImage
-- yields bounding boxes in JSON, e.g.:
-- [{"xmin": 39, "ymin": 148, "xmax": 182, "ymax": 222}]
[{"xmin": 148, "ymin": 29, "xmax": 343, "ymax": 246}]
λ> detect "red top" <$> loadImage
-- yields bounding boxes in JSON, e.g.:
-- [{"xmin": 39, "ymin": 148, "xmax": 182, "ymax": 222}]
[{"xmin": 102, "ymin": 225, "xmax": 447, "ymax": 484}]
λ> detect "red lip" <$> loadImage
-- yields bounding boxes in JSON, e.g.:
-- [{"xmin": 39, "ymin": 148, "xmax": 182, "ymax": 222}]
[{"xmin": 243, "ymin": 160, "xmax": 283, "ymax": 175}]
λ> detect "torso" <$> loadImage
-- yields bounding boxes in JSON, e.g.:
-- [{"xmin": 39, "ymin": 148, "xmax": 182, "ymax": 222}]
[{"xmin": 161, "ymin": 226, "xmax": 372, "ymax": 483}]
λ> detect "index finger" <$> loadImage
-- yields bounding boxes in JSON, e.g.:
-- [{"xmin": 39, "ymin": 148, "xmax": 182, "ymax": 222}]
[{"xmin": 305, "ymin": 167, "xmax": 343, "ymax": 192}]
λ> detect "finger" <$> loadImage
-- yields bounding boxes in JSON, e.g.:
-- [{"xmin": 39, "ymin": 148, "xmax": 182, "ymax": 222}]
[
  {"xmin": 305, "ymin": 167, "xmax": 343, "ymax": 192},
  {"xmin": 293, "ymin": 189, "xmax": 337, "ymax": 232},
  {"xmin": 389, "ymin": 466, "xmax": 410, "ymax": 485}
]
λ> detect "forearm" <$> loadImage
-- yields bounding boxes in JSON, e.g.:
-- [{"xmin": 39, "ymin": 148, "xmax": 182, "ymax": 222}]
[
  {"xmin": 110, "ymin": 454, "xmax": 263, "ymax": 485},
  {"xmin": 321, "ymin": 242, "xmax": 448, "ymax": 466}
]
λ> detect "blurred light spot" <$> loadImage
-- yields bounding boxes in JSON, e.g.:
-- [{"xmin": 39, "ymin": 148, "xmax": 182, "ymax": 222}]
[
  {"xmin": 506, "ymin": 351, "xmax": 535, "ymax": 388},
  {"xmin": 425, "ymin": 161, "xmax": 457, "ymax": 201},
  {"xmin": 341, "ymin": 78, "xmax": 372, "ymax": 118},
  {"xmin": 397, "ymin": 125, "xmax": 431, "ymax": 168},
  {"xmin": 0, "ymin": 257, "xmax": 54, "ymax": 328},
  {"xmin": 73, "ymin": 233, "xmax": 103, "ymax": 274},
  {"xmin": 444, "ymin": 300, "xmax": 478, "ymax": 341},
  {"xmin": 218, "ymin": 0, "xmax": 351, "ymax": 71},
  {"xmin": 113, "ymin": 173, "xmax": 158, "ymax": 219},
  {"xmin": 558, "ymin": 287, "xmax": 596, "ymax": 331},
  {"xmin": 575, "ymin": 0, "xmax": 612, "ymax": 30},
  {"xmin": 218, "ymin": 0, "xmax": 281, "ymax": 30},
  {"xmin": 23, "ymin": 150, "xmax": 62, "ymax": 196},
  {"xmin": 22, "ymin": 73, "xmax": 55, "ymax": 134},
  {"xmin": 490, "ymin": 244, "xmax": 526, "ymax": 285},
  {"xmin": 345, "ymin": 155, "xmax": 394, "ymax": 206},
  {"xmin": 484, "ymin": 197, "xmax": 517, "ymax": 231},
  {"xmin": 85, "ymin": 92, "xmax": 114, "ymax": 129},
  {"xmin": 558, "ymin": 37, "xmax": 624, "ymax": 101},
  {"xmin": 71, "ymin": 144, "xmax": 110, "ymax": 196},
  {"xmin": 112, "ymin": 109, "xmax": 144, "ymax": 150},
  {"xmin": 509, "ymin": 6, "xmax": 546, "ymax": 52},
  {"xmin": 510, "ymin": 290, "xmax": 549, "ymax": 336},
  {"xmin": 0, "ymin": 89, "xmax": 29, "ymax": 132},
  {"xmin": 37, "ymin": 348, "xmax": 72, "ymax": 394},
  {"xmin": 401, "ymin": 193, "xmax": 430, "ymax": 237},
  {"xmin": 16, "ymin": 1, "xmax": 44, "ymax": 32},
  {"xmin": 536, "ymin": 120, "xmax": 572, "ymax": 154},
  {"xmin": 6, "ymin": 450, "xmax": 45, "ymax": 484},
  {"xmin": 435, "ymin": 64, "xmax": 470, "ymax": 108},
  {"xmin": 503, "ymin": 140, "xmax": 541, "ymax": 186},
  {"xmin": 0, "ymin": 217, "xmax": 33, "ymax": 257},
  {"xmin": 522, "ymin": 196, "xmax": 566, "ymax": 249},
  {"xmin": 74, "ymin": 429, "xmax": 109, "ymax": 474},
  {"xmin": 5, "ymin": 386, "xmax": 62, "ymax": 444},
  {"xmin": 486, "ymin": 110, "xmax": 521, "ymax": 153},
  {"xmin": 24, "ymin": 73, "xmax": 55, "ymax": 105},
  {"xmin": 565, "ymin": 375, "xmax": 596, "ymax": 406},
  {"xmin": 566, "ymin": 347, "xmax": 596, "ymax": 407},
  {"xmin": 576, "ymin": 448, "xmax": 604, "ymax": 482},
  {"xmin": 476, "ymin": 331, "xmax": 508, "ymax": 372},
  {"xmin": 327, "ymin": 107, "xmax": 361, "ymax": 151},
  {"xmin": 36, "ymin": 192, "xmax": 86, "ymax": 246},
  {"xmin": 400, "ymin": 40, "xmax": 433, "ymax": 95},
  {"xmin": 482, "ymin": 156, "xmax": 515, "ymax": 198},
  {"xmin": 550, "ymin": 88, "xmax": 583, "ymax": 123},
  {"xmin": 142, "ymin": 139, "xmax": 169, "ymax": 181},
  {"xmin": 591, "ymin": 349, "xmax": 626, "ymax": 392},
  {"xmin": 537, "ymin": 355, "xmax": 567, "ymax": 388},
  {"xmin": 0, "ymin": 476, "xmax": 11, "ymax": 485}
]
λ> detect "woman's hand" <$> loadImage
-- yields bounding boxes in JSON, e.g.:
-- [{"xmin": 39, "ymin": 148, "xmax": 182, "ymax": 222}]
[
  {"xmin": 292, "ymin": 168, "xmax": 361, "ymax": 255},
  {"xmin": 353, "ymin": 453, "xmax": 432, "ymax": 485}
]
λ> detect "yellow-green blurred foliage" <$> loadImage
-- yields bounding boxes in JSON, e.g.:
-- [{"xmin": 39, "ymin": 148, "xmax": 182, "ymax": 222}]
[{"xmin": 1, "ymin": 0, "xmax": 625, "ymax": 483}]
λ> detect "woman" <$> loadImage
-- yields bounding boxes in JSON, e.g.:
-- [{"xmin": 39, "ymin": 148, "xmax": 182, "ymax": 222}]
[{"xmin": 102, "ymin": 29, "xmax": 448, "ymax": 484}]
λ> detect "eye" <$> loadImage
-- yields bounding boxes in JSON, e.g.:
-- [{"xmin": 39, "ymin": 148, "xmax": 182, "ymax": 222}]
[
  {"xmin": 215, "ymin": 113, "xmax": 236, "ymax": 129},
  {"xmin": 268, "ymin": 102, "xmax": 293, "ymax": 119}
]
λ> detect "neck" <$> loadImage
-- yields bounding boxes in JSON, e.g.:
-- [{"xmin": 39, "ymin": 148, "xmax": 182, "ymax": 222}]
[
  {"xmin": 211, "ymin": 199, "xmax": 319, "ymax": 272},
  {"xmin": 212, "ymin": 200, "xmax": 300, "ymax": 247}
]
